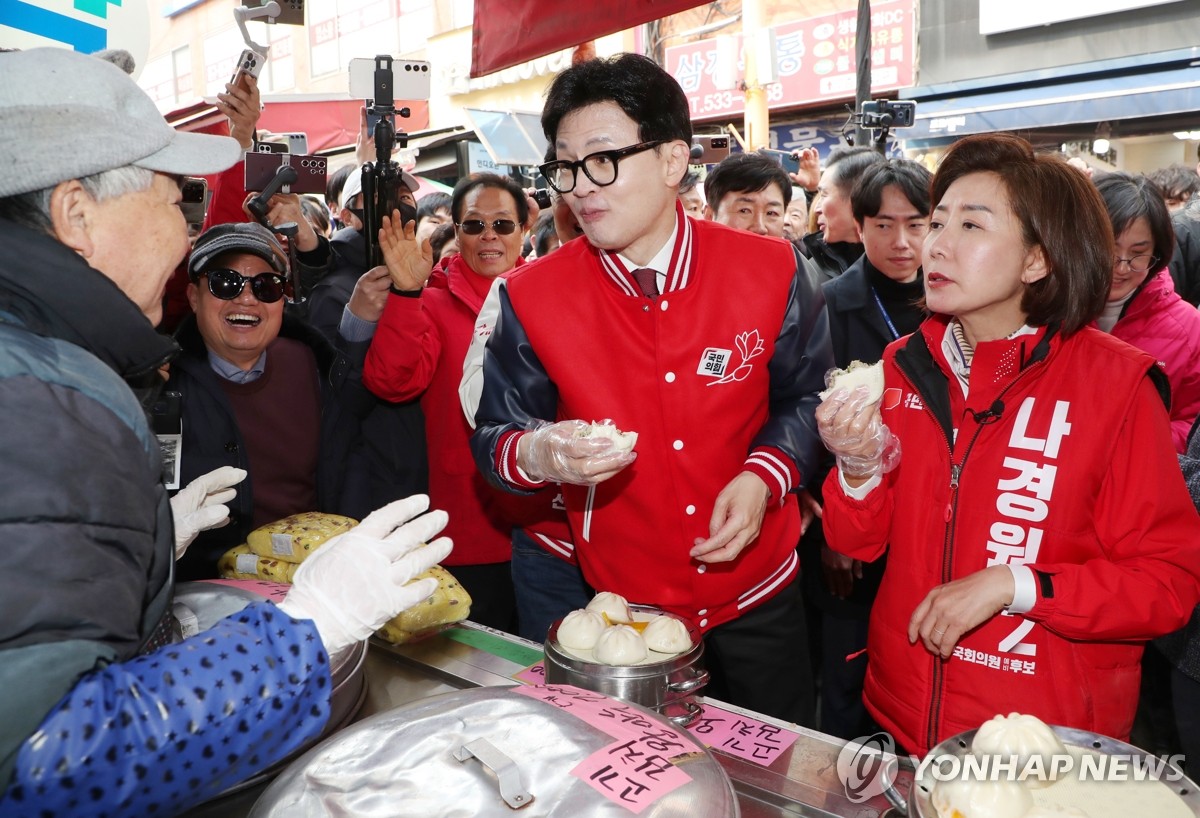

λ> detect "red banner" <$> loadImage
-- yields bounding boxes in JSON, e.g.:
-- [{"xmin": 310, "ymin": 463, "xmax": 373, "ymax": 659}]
[
  {"xmin": 665, "ymin": 0, "xmax": 915, "ymax": 121},
  {"xmin": 470, "ymin": 0, "xmax": 707, "ymax": 77}
]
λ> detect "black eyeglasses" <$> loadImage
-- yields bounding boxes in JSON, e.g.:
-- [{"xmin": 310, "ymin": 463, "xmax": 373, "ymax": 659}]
[
  {"xmin": 539, "ymin": 140, "xmax": 665, "ymax": 194},
  {"xmin": 456, "ymin": 219, "xmax": 519, "ymax": 235},
  {"xmin": 1113, "ymin": 254, "xmax": 1158, "ymax": 274},
  {"xmin": 204, "ymin": 268, "xmax": 288, "ymax": 303}
]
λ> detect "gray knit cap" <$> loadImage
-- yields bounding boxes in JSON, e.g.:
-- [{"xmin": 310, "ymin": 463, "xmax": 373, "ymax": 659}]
[{"xmin": 0, "ymin": 48, "xmax": 241, "ymax": 197}]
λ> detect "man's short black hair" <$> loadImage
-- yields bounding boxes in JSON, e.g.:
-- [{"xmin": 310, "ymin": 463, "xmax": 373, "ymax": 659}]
[
  {"xmin": 703, "ymin": 153, "xmax": 792, "ymax": 214},
  {"xmin": 851, "ymin": 159, "xmax": 933, "ymax": 223},
  {"xmin": 451, "ymin": 173, "xmax": 529, "ymax": 226},
  {"xmin": 1146, "ymin": 164, "xmax": 1200, "ymax": 204},
  {"xmin": 824, "ymin": 146, "xmax": 885, "ymax": 196},
  {"xmin": 541, "ymin": 53, "xmax": 692, "ymax": 149},
  {"xmin": 416, "ymin": 192, "xmax": 451, "ymax": 225}
]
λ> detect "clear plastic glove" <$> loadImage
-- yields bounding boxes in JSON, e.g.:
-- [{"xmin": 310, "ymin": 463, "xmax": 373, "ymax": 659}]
[
  {"xmin": 815, "ymin": 386, "xmax": 901, "ymax": 480},
  {"xmin": 170, "ymin": 466, "xmax": 247, "ymax": 559},
  {"xmin": 517, "ymin": 419, "xmax": 637, "ymax": 486},
  {"xmin": 277, "ymin": 494, "xmax": 452, "ymax": 655}
]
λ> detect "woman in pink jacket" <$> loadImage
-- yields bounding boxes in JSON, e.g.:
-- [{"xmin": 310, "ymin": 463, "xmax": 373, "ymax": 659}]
[{"xmin": 1095, "ymin": 172, "xmax": 1200, "ymax": 452}]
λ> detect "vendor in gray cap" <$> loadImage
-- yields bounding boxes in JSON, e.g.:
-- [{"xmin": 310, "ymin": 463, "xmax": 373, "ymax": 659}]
[
  {"xmin": 168, "ymin": 221, "xmax": 382, "ymax": 582},
  {"xmin": 0, "ymin": 48, "xmax": 452, "ymax": 817}
]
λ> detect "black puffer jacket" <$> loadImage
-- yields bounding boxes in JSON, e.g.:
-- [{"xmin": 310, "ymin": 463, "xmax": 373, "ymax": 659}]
[
  {"xmin": 166, "ymin": 311, "xmax": 376, "ymax": 578},
  {"xmin": 799, "ymin": 231, "xmax": 863, "ymax": 283},
  {"xmin": 1169, "ymin": 195, "xmax": 1200, "ymax": 307},
  {"xmin": 307, "ymin": 226, "xmax": 429, "ymax": 518},
  {"xmin": 1158, "ymin": 415, "xmax": 1200, "ymax": 681},
  {"xmin": 0, "ymin": 220, "xmax": 176, "ymax": 785}
]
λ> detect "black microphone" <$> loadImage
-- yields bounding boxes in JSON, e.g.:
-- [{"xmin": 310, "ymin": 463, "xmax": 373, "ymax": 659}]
[
  {"xmin": 970, "ymin": 399, "xmax": 1005, "ymax": 425},
  {"xmin": 689, "ymin": 143, "xmax": 705, "ymax": 161}
]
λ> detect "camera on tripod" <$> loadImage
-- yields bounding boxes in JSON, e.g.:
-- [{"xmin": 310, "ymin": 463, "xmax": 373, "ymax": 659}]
[{"xmin": 347, "ymin": 55, "xmax": 432, "ymax": 267}]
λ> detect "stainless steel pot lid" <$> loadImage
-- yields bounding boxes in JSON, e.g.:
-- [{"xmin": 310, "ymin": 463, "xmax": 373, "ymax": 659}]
[{"xmin": 250, "ymin": 685, "xmax": 740, "ymax": 818}]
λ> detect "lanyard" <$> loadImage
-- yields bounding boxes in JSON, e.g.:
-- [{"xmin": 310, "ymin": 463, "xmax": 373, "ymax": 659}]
[{"xmin": 871, "ymin": 287, "xmax": 901, "ymax": 340}]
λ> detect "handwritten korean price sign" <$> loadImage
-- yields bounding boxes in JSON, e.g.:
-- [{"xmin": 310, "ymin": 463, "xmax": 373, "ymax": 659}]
[
  {"xmin": 572, "ymin": 736, "xmax": 694, "ymax": 814},
  {"xmin": 515, "ymin": 685, "xmax": 702, "ymax": 812},
  {"xmin": 688, "ymin": 704, "xmax": 800, "ymax": 767}
]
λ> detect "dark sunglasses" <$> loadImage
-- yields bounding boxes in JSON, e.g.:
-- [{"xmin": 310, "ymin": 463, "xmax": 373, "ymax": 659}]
[
  {"xmin": 204, "ymin": 268, "xmax": 288, "ymax": 303},
  {"xmin": 456, "ymin": 219, "xmax": 519, "ymax": 235}
]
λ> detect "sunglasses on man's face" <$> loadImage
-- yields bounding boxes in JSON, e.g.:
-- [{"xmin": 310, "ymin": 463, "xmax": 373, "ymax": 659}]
[
  {"xmin": 204, "ymin": 268, "xmax": 288, "ymax": 303},
  {"xmin": 456, "ymin": 219, "xmax": 519, "ymax": 235}
]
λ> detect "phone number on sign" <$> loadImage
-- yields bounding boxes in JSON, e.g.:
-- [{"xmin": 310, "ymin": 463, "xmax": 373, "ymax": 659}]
[{"xmin": 688, "ymin": 84, "xmax": 784, "ymax": 116}]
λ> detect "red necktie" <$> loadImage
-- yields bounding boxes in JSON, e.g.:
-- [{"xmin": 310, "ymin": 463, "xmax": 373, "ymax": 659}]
[{"xmin": 632, "ymin": 267, "xmax": 659, "ymax": 297}]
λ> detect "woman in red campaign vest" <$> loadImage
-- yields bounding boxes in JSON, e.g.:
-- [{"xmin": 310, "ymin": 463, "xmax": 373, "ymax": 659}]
[{"xmin": 817, "ymin": 133, "xmax": 1200, "ymax": 756}]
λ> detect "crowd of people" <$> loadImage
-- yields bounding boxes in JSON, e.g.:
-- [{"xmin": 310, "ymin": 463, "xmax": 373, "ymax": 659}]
[{"xmin": 4, "ymin": 42, "xmax": 1200, "ymax": 816}]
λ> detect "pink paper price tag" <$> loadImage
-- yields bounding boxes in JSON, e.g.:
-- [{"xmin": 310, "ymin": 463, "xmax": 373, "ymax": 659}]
[
  {"xmin": 687, "ymin": 704, "xmax": 799, "ymax": 767},
  {"xmin": 512, "ymin": 661, "xmax": 546, "ymax": 685},
  {"xmin": 571, "ymin": 736, "xmax": 693, "ymax": 814},
  {"xmin": 515, "ymin": 685, "xmax": 700, "ymax": 754},
  {"xmin": 203, "ymin": 578, "xmax": 290, "ymax": 603}
]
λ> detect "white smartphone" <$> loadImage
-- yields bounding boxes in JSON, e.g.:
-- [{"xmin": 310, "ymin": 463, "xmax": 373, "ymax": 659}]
[{"xmin": 348, "ymin": 57, "xmax": 432, "ymax": 101}]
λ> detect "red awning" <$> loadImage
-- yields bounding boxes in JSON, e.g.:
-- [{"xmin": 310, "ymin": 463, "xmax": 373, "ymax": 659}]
[
  {"xmin": 165, "ymin": 97, "xmax": 431, "ymax": 155},
  {"xmin": 470, "ymin": 0, "xmax": 707, "ymax": 77}
]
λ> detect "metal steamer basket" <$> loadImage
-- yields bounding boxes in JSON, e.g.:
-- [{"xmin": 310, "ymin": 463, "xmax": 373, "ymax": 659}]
[
  {"xmin": 882, "ymin": 724, "xmax": 1200, "ymax": 818},
  {"xmin": 543, "ymin": 605, "xmax": 709, "ymax": 727},
  {"xmin": 249, "ymin": 686, "xmax": 741, "ymax": 817}
]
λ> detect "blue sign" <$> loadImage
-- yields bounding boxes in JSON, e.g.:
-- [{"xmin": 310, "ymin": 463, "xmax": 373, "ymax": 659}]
[{"xmin": 0, "ymin": 0, "xmax": 115, "ymax": 52}]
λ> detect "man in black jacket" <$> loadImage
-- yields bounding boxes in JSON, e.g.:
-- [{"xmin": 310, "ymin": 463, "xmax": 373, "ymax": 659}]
[
  {"xmin": 169, "ymin": 222, "xmax": 377, "ymax": 579},
  {"xmin": 306, "ymin": 167, "xmax": 430, "ymax": 518},
  {"xmin": 802, "ymin": 146, "xmax": 884, "ymax": 282},
  {"xmin": 804, "ymin": 158, "xmax": 931, "ymax": 738},
  {"xmin": 1168, "ymin": 145, "xmax": 1200, "ymax": 306}
]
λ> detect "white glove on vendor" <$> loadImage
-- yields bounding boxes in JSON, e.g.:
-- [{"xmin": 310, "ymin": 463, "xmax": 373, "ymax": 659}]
[
  {"xmin": 278, "ymin": 494, "xmax": 452, "ymax": 655},
  {"xmin": 170, "ymin": 466, "xmax": 247, "ymax": 559}
]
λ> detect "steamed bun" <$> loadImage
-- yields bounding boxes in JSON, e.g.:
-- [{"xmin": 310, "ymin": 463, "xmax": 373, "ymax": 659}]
[
  {"xmin": 642, "ymin": 615, "xmax": 692, "ymax": 654},
  {"xmin": 931, "ymin": 778, "xmax": 1033, "ymax": 818},
  {"xmin": 575, "ymin": 421, "xmax": 638, "ymax": 452},
  {"xmin": 972, "ymin": 713, "xmax": 1066, "ymax": 788},
  {"xmin": 820, "ymin": 359, "xmax": 884, "ymax": 403},
  {"xmin": 593, "ymin": 625, "xmax": 648, "ymax": 666},
  {"xmin": 586, "ymin": 591, "xmax": 633, "ymax": 624},
  {"xmin": 556, "ymin": 609, "xmax": 606, "ymax": 651}
]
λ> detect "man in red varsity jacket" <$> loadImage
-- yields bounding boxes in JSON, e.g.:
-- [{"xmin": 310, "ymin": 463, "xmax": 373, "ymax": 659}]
[{"xmin": 470, "ymin": 54, "xmax": 834, "ymax": 724}]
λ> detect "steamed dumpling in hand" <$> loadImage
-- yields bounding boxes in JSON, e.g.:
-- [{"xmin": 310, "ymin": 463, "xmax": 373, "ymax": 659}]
[
  {"xmin": 931, "ymin": 779, "xmax": 1033, "ymax": 818},
  {"xmin": 642, "ymin": 615, "xmax": 692, "ymax": 654},
  {"xmin": 593, "ymin": 625, "xmax": 648, "ymax": 665},
  {"xmin": 586, "ymin": 591, "xmax": 633, "ymax": 624},
  {"xmin": 972, "ymin": 713, "xmax": 1066, "ymax": 788},
  {"xmin": 556, "ymin": 609, "xmax": 606, "ymax": 651}
]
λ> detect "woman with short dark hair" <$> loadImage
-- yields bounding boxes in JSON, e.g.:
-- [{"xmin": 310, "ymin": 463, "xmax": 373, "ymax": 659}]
[
  {"xmin": 815, "ymin": 133, "xmax": 1200, "ymax": 755},
  {"xmin": 1094, "ymin": 171, "xmax": 1200, "ymax": 452}
]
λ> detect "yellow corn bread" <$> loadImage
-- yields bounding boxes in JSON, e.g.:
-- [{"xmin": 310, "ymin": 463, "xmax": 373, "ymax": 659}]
[
  {"xmin": 217, "ymin": 543, "xmax": 302, "ymax": 583},
  {"xmin": 375, "ymin": 565, "xmax": 472, "ymax": 644},
  {"xmin": 246, "ymin": 512, "xmax": 357, "ymax": 564}
]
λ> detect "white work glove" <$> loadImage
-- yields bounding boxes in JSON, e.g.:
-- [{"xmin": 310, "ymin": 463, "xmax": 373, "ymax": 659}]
[
  {"xmin": 277, "ymin": 494, "xmax": 453, "ymax": 655},
  {"xmin": 518, "ymin": 419, "xmax": 636, "ymax": 485},
  {"xmin": 816, "ymin": 386, "xmax": 901, "ymax": 479},
  {"xmin": 169, "ymin": 466, "xmax": 247, "ymax": 559}
]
